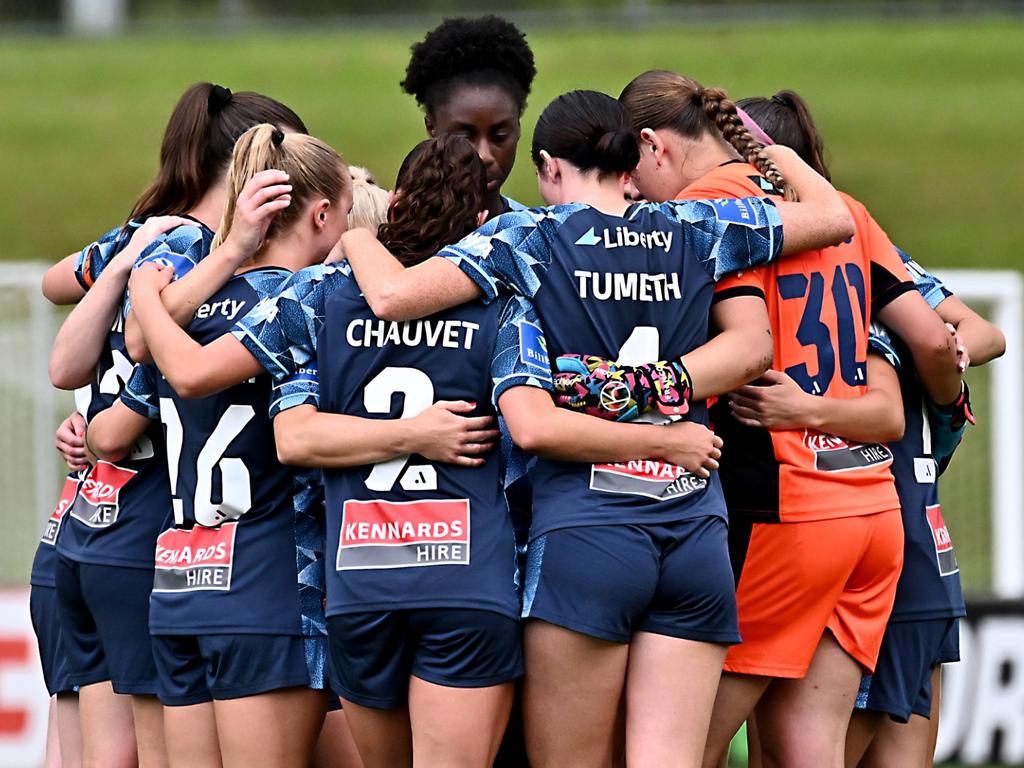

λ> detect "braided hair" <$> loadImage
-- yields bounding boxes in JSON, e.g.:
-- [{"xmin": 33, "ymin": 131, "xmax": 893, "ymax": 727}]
[
  {"xmin": 401, "ymin": 16, "xmax": 536, "ymax": 117},
  {"xmin": 620, "ymin": 70, "xmax": 796, "ymax": 201}
]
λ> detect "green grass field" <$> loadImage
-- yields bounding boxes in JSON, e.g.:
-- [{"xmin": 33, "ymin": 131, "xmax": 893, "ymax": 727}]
[{"xmin": 1, "ymin": 17, "xmax": 1022, "ymax": 269}]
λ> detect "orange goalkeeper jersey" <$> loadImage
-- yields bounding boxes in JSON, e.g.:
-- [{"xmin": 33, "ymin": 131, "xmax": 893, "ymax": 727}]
[{"xmin": 685, "ymin": 161, "xmax": 908, "ymax": 522}]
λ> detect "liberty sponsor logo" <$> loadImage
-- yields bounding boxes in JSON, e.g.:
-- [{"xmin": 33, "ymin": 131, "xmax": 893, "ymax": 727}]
[
  {"xmin": 153, "ymin": 523, "xmax": 237, "ymax": 592},
  {"xmin": 337, "ymin": 499, "xmax": 470, "ymax": 570},
  {"xmin": 803, "ymin": 431, "xmax": 893, "ymax": 472},
  {"xmin": 70, "ymin": 461, "xmax": 138, "ymax": 528},
  {"xmin": 518, "ymin": 320, "xmax": 549, "ymax": 371},
  {"xmin": 574, "ymin": 226, "xmax": 674, "ymax": 253},
  {"xmin": 926, "ymin": 504, "xmax": 959, "ymax": 576},
  {"xmin": 195, "ymin": 298, "xmax": 247, "ymax": 322},
  {"xmin": 590, "ymin": 460, "xmax": 708, "ymax": 501},
  {"xmin": 41, "ymin": 477, "xmax": 79, "ymax": 545}
]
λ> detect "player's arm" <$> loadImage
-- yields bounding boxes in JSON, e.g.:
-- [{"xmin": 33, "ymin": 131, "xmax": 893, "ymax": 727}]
[
  {"xmin": 875, "ymin": 290, "xmax": 960, "ymax": 406},
  {"xmin": 684, "ymin": 295, "xmax": 773, "ymax": 400},
  {"xmin": 124, "ymin": 171, "xmax": 293, "ymax": 362},
  {"xmin": 340, "ymin": 228, "xmax": 481, "ymax": 321},
  {"xmin": 727, "ymin": 355, "xmax": 904, "ymax": 443},
  {"xmin": 84, "ymin": 401, "xmax": 153, "ymax": 464},
  {"xmin": 935, "ymin": 295, "xmax": 1005, "ymax": 367},
  {"xmin": 763, "ymin": 145, "xmax": 855, "ymax": 255},
  {"xmin": 498, "ymin": 387, "xmax": 722, "ymax": 479},
  {"xmin": 42, "ymin": 254, "xmax": 86, "ymax": 305},
  {"xmin": 128, "ymin": 262, "xmax": 264, "ymax": 397},
  {"xmin": 273, "ymin": 402, "xmax": 499, "ymax": 469},
  {"xmin": 50, "ymin": 217, "xmax": 190, "ymax": 389}
]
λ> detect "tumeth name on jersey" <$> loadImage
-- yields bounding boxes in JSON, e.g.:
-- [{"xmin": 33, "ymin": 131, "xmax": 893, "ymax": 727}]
[
  {"xmin": 346, "ymin": 318, "xmax": 480, "ymax": 350},
  {"xmin": 574, "ymin": 270, "xmax": 682, "ymax": 302}
]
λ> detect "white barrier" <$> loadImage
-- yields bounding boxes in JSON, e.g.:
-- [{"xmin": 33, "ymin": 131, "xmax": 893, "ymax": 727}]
[{"xmin": 0, "ymin": 590, "xmax": 49, "ymax": 768}]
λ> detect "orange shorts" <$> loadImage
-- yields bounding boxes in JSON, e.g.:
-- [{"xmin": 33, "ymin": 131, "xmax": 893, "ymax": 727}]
[{"xmin": 724, "ymin": 509, "xmax": 902, "ymax": 678}]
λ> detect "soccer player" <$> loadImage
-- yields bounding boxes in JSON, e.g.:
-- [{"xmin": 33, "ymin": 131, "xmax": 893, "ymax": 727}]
[
  {"xmin": 86, "ymin": 125, "xmax": 349, "ymax": 768},
  {"xmin": 337, "ymin": 89, "xmax": 856, "ymax": 767},
  {"xmin": 46, "ymin": 84, "xmax": 306, "ymax": 768},
  {"xmin": 584, "ymin": 71, "xmax": 963, "ymax": 767},
  {"xmin": 402, "ymin": 15, "xmax": 536, "ymax": 215},
  {"xmin": 736, "ymin": 90, "xmax": 1004, "ymax": 768}
]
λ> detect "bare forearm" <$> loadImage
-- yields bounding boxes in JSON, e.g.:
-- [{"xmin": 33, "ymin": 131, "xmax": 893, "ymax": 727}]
[
  {"xmin": 683, "ymin": 329, "xmax": 772, "ymax": 401},
  {"xmin": 342, "ymin": 229, "xmax": 481, "ymax": 320},
  {"xmin": 50, "ymin": 263, "xmax": 130, "ymax": 388},
  {"xmin": 274, "ymin": 408, "xmax": 419, "ymax": 467},
  {"xmin": 509, "ymin": 406, "xmax": 669, "ymax": 463},
  {"xmin": 803, "ymin": 392, "xmax": 904, "ymax": 443},
  {"xmin": 956, "ymin": 314, "xmax": 1005, "ymax": 366}
]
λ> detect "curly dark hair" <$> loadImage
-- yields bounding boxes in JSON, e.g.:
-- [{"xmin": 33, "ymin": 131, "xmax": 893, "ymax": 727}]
[
  {"xmin": 401, "ymin": 15, "xmax": 536, "ymax": 116},
  {"xmin": 378, "ymin": 135, "xmax": 487, "ymax": 267}
]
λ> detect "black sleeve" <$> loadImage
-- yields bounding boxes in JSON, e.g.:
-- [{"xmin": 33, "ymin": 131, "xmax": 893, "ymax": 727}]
[{"xmin": 870, "ymin": 261, "xmax": 916, "ymax": 319}]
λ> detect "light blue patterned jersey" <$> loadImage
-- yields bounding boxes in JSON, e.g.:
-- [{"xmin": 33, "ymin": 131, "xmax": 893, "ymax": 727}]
[
  {"xmin": 74, "ymin": 222, "xmax": 140, "ymax": 290},
  {"xmin": 231, "ymin": 262, "xmax": 353, "ymax": 382}
]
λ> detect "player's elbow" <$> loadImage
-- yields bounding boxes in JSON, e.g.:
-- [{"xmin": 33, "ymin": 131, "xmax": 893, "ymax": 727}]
[
  {"xmin": 89, "ymin": 428, "xmax": 131, "ymax": 463},
  {"xmin": 880, "ymin": 405, "xmax": 905, "ymax": 443},
  {"xmin": 49, "ymin": 357, "xmax": 91, "ymax": 390},
  {"xmin": 506, "ymin": 417, "xmax": 551, "ymax": 456},
  {"xmin": 366, "ymin": 287, "xmax": 405, "ymax": 322},
  {"xmin": 273, "ymin": 420, "xmax": 312, "ymax": 467},
  {"xmin": 169, "ymin": 370, "xmax": 208, "ymax": 400}
]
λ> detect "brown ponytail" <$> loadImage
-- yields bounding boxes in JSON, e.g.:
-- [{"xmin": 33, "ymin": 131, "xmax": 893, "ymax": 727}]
[
  {"xmin": 213, "ymin": 124, "xmax": 348, "ymax": 253},
  {"xmin": 620, "ymin": 70, "xmax": 795, "ymax": 200},
  {"xmin": 128, "ymin": 83, "xmax": 307, "ymax": 224},
  {"xmin": 737, "ymin": 90, "xmax": 831, "ymax": 182}
]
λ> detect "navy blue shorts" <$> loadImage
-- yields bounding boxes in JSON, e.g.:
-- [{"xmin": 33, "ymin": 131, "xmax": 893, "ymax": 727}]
[
  {"xmin": 54, "ymin": 555, "xmax": 158, "ymax": 695},
  {"xmin": 855, "ymin": 617, "xmax": 958, "ymax": 722},
  {"xmin": 29, "ymin": 585, "xmax": 77, "ymax": 696},
  {"xmin": 152, "ymin": 633, "xmax": 327, "ymax": 707},
  {"xmin": 328, "ymin": 609, "xmax": 522, "ymax": 710},
  {"xmin": 521, "ymin": 516, "xmax": 739, "ymax": 645}
]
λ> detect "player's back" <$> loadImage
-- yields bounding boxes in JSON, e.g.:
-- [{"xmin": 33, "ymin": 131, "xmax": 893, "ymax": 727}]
[
  {"xmin": 317, "ymin": 277, "xmax": 519, "ymax": 621},
  {"xmin": 684, "ymin": 163, "xmax": 901, "ymax": 522},
  {"xmin": 150, "ymin": 267, "xmax": 308, "ymax": 636}
]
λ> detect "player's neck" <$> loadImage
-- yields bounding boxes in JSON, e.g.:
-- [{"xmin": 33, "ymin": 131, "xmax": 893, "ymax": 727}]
[
  {"xmin": 554, "ymin": 172, "xmax": 631, "ymax": 217},
  {"xmin": 187, "ymin": 179, "xmax": 228, "ymax": 231},
  {"xmin": 678, "ymin": 135, "xmax": 741, "ymax": 186}
]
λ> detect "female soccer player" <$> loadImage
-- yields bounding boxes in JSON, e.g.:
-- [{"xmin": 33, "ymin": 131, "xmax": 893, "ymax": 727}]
[
  {"xmin": 736, "ymin": 90, "xmax": 1004, "ymax": 768},
  {"xmin": 402, "ymin": 15, "xmax": 536, "ymax": 215},
  {"xmin": 337, "ymin": 89, "xmax": 855, "ymax": 768},
  {"xmin": 594, "ymin": 70, "xmax": 963, "ymax": 768},
  {"xmin": 46, "ymin": 83, "xmax": 306, "ymax": 768},
  {"xmin": 86, "ymin": 124, "xmax": 349, "ymax": 768}
]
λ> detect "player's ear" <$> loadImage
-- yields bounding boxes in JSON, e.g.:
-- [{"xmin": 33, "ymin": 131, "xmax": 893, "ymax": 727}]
[
  {"xmin": 312, "ymin": 198, "xmax": 331, "ymax": 232},
  {"xmin": 476, "ymin": 209, "xmax": 489, "ymax": 227},
  {"xmin": 424, "ymin": 115, "xmax": 436, "ymax": 137},
  {"xmin": 639, "ymin": 128, "xmax": 663, "ymax": 162},
  {"xmin": 538, "ymin": 150, "xmax": 559, "ymax": 183},
  {"xmin": 386, "ymin": 190, "xmax": 397, "ymax": 223}
]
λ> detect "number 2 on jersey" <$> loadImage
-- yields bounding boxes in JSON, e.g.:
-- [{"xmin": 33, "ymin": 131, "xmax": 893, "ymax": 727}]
[
  {"xmin": 777, "ymin": 264, "xmax": 867, "ymax": 395},
  {"xmin": 363, "ymin": 367, "xmax": 438, "ymax": 492}
]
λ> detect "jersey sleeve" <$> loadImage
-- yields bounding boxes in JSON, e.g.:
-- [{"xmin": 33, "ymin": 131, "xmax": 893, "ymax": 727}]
[
  {"xmin": 657, "ymin": 197, "xmax": 784, "ymax": 281},
  {"xmin": 269, "ymin": 363, "xmax": 320, "ymax": 417},
  {"xmin": 74, "ymin": 223, "xmax": 136, "ymax": 290},
  {"xmin": 859, "ymin": 215, "xmax": 915, "ymax": 318},
  {"xmin": 439, "ymin": 206, "xmax": 575, "ymax": 303},
  {"xmin": 490, "ymin": 294, "xmax": 554, "ymax": 409},
  {"xmin": 134, "ymin": 224, "xmax": 212, "ymax": 280},
  {"xmin": 711, "ymin": 266, "xmax": 769, "ymax": 305},
  {"xmin": 896, "ymin": 248, "xmax": 953, "ymax": 310},
  {"xmin": 119, "ymin": 363, "xmax": 160, "ymax": 421},
  {"xmin": 232, "ymin": 263, "xmax": 351, "ymax": 381}
]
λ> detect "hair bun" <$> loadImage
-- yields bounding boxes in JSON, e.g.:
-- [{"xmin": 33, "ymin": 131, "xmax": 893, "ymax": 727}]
[
  {"xmin": 594, "ymin": 129, "xmax": 640, "ymax": 173},
  {"xmin": 207, "ymin": 84, "xmax": 233, "ymax": 114}
]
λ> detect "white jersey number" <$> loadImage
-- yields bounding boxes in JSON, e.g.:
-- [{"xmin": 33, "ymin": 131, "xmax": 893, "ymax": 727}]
[
  {"xmin": 160, "ymin": 399, "xmax": 255, "ymax": 526},
  {"xmin": 363, "ymin": 367, "xmax": 438, "ymax": 492}
]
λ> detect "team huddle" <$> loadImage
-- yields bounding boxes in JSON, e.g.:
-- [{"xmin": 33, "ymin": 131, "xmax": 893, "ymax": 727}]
[{"xmin": 29, "ymin": 14, "xmax": 1003, "ymax": 768}]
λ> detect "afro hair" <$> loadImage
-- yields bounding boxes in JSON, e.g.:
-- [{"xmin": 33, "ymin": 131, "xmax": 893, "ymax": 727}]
[{"xmin": 402, "ymin": 15, "xmax": 536, "ymax": 115}]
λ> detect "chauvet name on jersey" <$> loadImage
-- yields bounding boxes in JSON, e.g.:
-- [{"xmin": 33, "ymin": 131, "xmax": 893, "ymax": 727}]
[
  {"xmin": 346, "ymin": 318, "xmax": 481, "ymax": 350},
  {"xmin": 574, "ymin": 270, "xmax": 683, "ymax": 302}
]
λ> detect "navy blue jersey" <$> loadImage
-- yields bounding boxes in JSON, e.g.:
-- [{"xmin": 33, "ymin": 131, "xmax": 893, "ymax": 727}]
[
  {"xmin": 318, "ymin": 279, "xmax": 550, "ymax": 619},
  {"xmin": 29, "ymin": 473, "xmax": 83, "ymax": 588},
  {"xmin": 440, "ymin": 199, "xmax": 784, "ymax": 537},
  {"xmin": 869, "ymin": 249, "xmax": 964, "ymax": 622},
  {"xmin": 131, "ymin": 267, "xmax": 324, "ymax": 636},
  {"xmin": 58, "ymin": 221, "xmax": 214, "ymax": 569}
]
